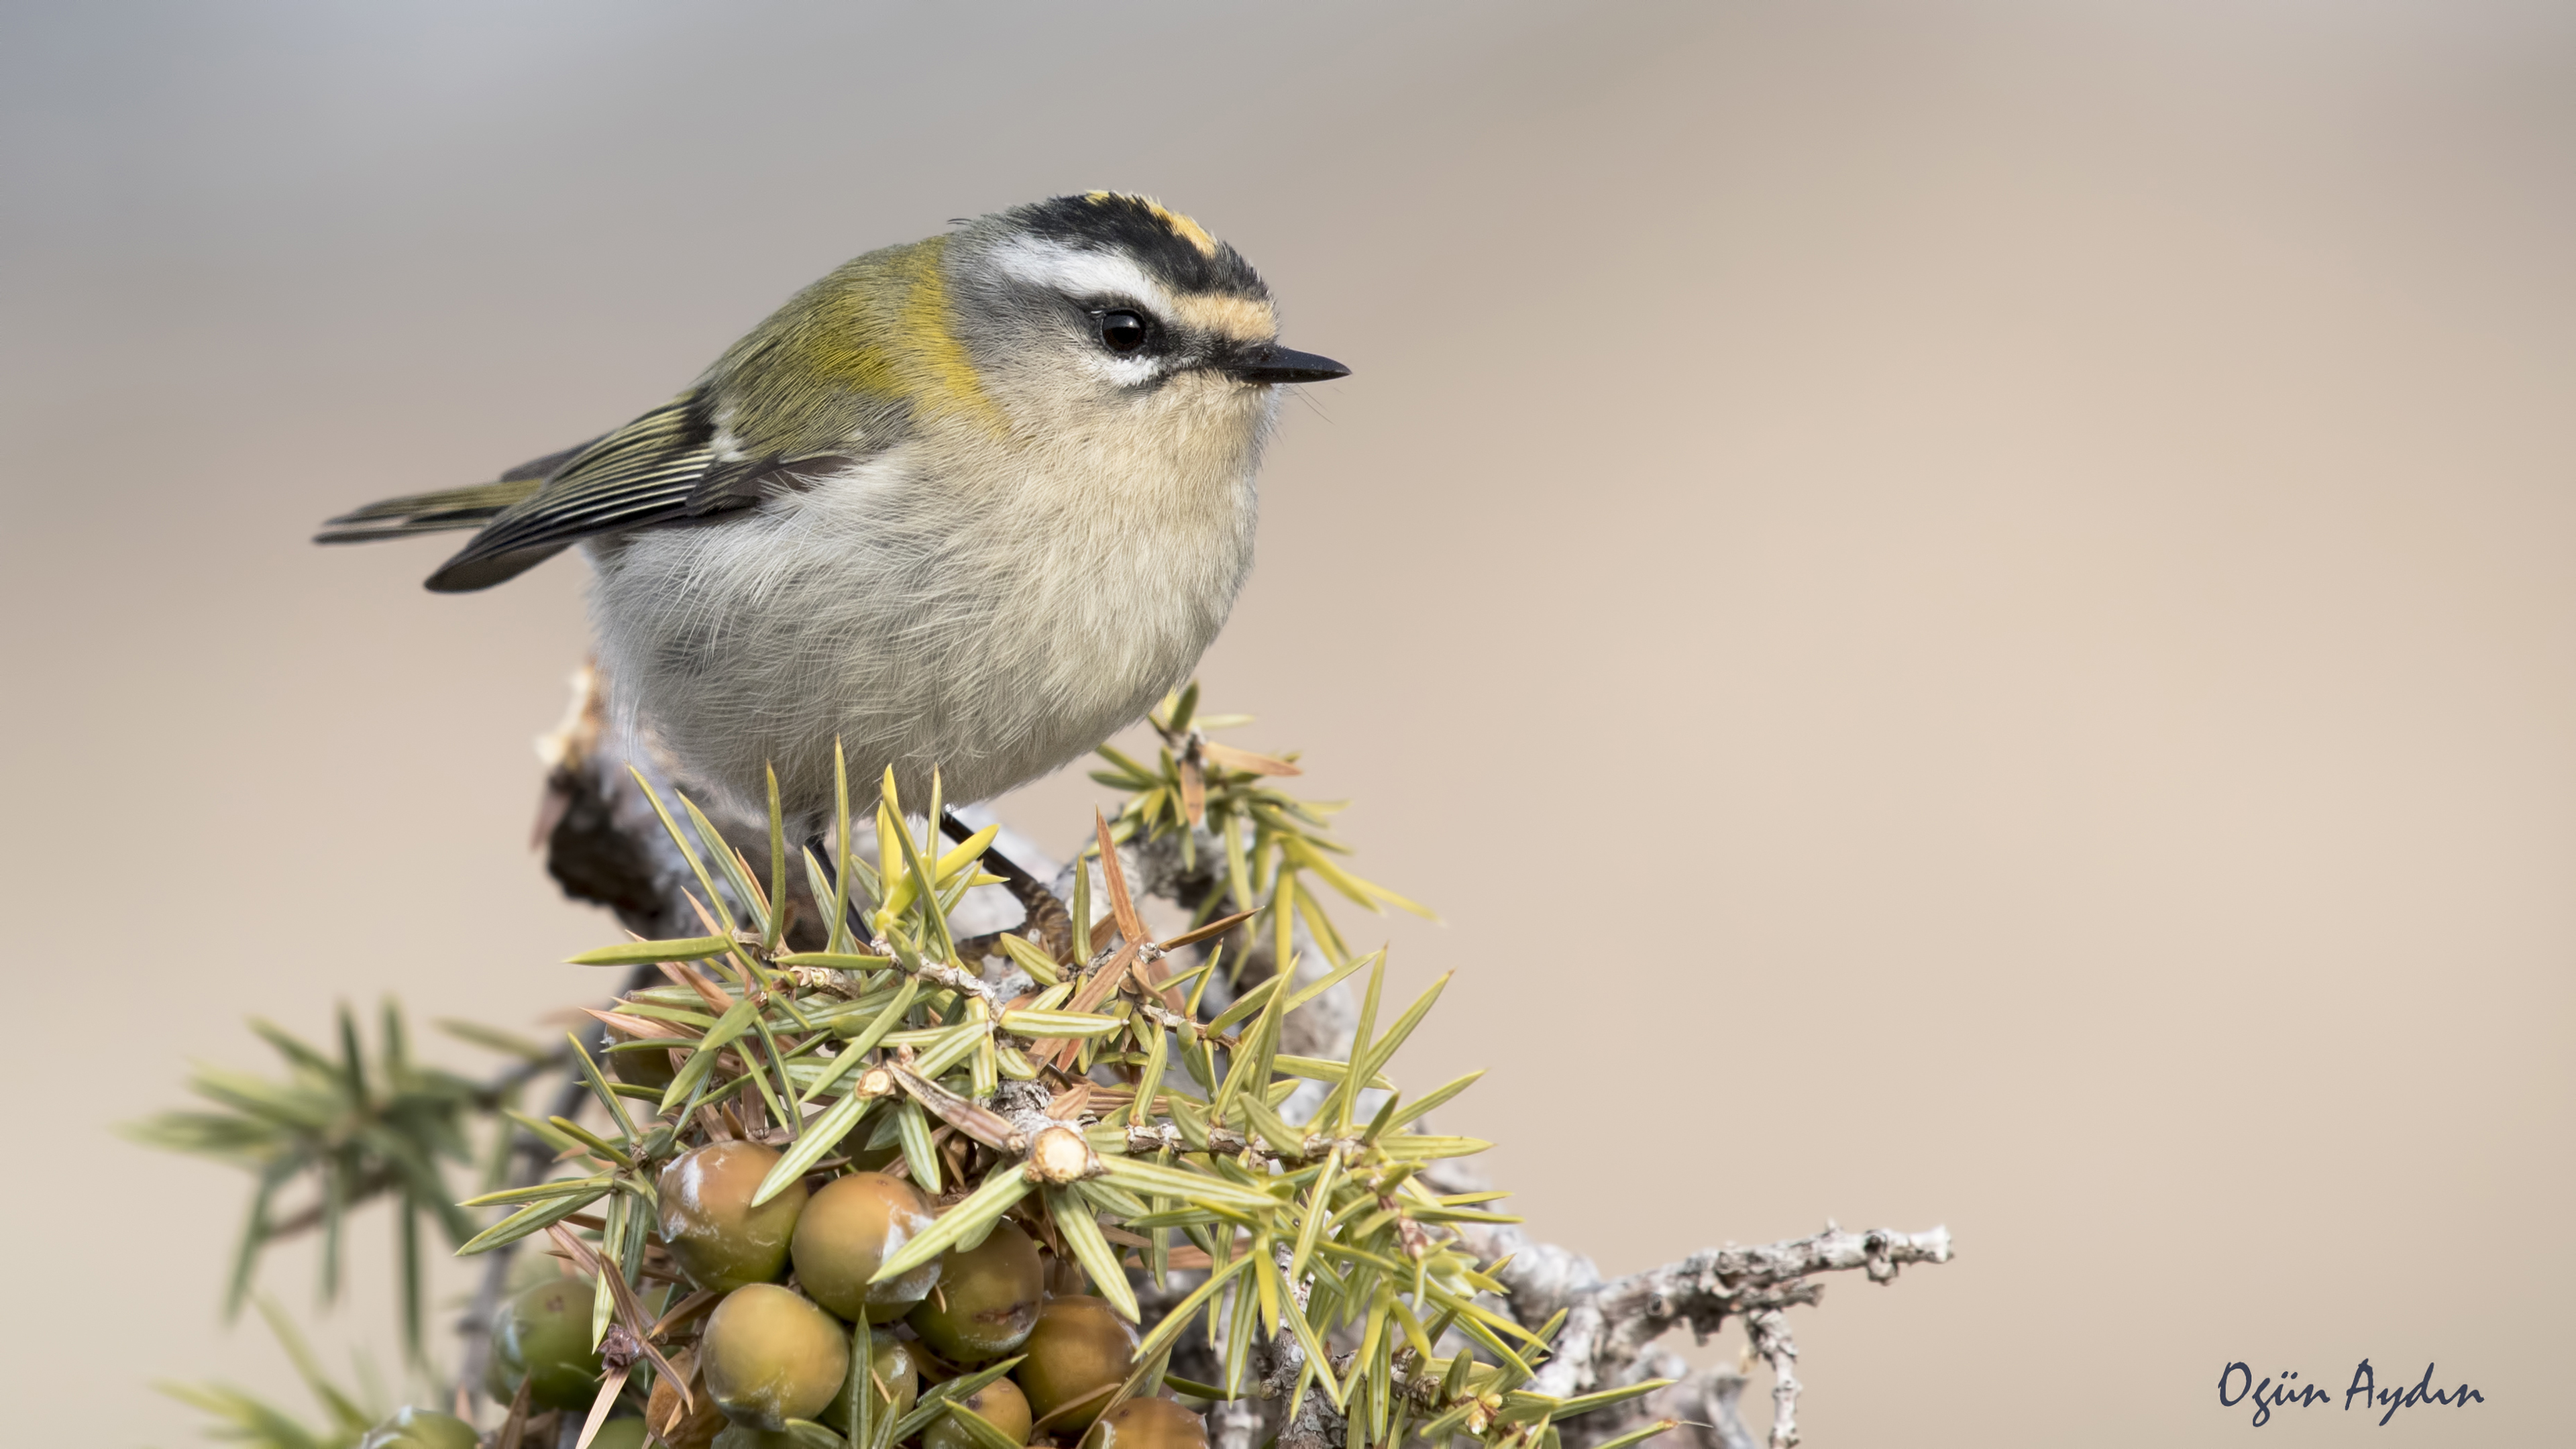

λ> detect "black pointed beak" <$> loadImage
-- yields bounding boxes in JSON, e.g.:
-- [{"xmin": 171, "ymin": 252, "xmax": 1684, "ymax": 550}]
[{"xmin": 1229, "ymin": 343, "xmax": 1351, "ymax": 384}]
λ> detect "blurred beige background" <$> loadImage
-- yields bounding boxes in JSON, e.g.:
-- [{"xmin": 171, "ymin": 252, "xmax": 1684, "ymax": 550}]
[{"xmin": 5, "ymin": 2, "xmax": 2570, "ymax": 1444}]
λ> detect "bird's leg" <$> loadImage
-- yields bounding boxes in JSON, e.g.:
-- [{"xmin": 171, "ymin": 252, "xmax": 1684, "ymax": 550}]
[{"xmin": 940, "ymin": 808, "xmax": 1076, "ymax": 963}]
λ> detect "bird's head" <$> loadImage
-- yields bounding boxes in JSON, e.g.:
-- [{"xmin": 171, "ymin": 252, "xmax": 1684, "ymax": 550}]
[
  {"xmin": 711, "ymin": 193, "xmax": 1345, "ymax": 463},
  {"xmin": 942, "ymin": 193, "xmax": 1348, "ymax": 438}
]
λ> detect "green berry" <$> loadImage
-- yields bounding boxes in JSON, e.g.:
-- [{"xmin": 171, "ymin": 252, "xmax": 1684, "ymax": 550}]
[
  {"xmin": 484, "ymin": 1276, "xmax": 604, "ymax": 1412},
  {"xmin": 906, "ymin": 1222, "xmax": 1042, "ymax": 1364},
  {"xmin": 926, "ymin": 1375, "xmax": 1032, "ymax": 1449},
  {"xmin": 700, "ymin": 1284, "xmax": 849, "ymax": 1430},
  {"xmin": 790, "ymin": 1171, "xmax": 940, "ymax": 1323},
  {"xmin": 657, "ymin": 1140, "xmax": 808, "ymax": 1293},
  {"xmin": 1014, "ymin": 1295, "xmax": 1137, "ymax": 1434},
  {"xmin": 356, "ymin": 1406, "xmax": 480, "ymax": 1449}
]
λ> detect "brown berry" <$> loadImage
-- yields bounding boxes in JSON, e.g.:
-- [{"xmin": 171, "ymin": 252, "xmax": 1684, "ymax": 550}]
[
  {"xmin": 645, "ymin": 1345, "xmax": 728, "ymax": 1449},
  {"xmin": 1081, "ymin": 1397, "xmax": 1210, "ymax": 1449}
]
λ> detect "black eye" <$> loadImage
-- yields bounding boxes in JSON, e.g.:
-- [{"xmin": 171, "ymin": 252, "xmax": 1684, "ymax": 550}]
[{"xmin": 1098, "ymin": 309, "xmax": 1150, "ymax": 354}]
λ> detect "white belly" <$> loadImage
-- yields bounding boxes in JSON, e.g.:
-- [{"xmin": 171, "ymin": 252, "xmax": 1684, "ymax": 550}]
[{"xmin": 584, "ymin": 432, "xmax": 1260, "ymax": 833}]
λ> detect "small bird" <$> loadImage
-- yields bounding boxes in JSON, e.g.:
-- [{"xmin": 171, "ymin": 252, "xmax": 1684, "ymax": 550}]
[{"xmin": 319, "ymin": 193, "xmax": 1346, "ymax": 834}]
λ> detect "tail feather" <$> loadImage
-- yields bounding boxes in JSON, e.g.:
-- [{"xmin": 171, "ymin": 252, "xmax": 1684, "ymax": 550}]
[
  {"xmin": 313, "ymin": 478, "xmax": 545, "ymax": 543},
  {"xmin": 313, "ymin": 435, "xmax": 596, "ymax": 545}
]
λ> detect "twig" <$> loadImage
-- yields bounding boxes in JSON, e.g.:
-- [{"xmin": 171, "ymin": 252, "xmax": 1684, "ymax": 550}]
[{"xmin": 1450, "ymin": 1208, "xmax": 1951, "ymax": 1449}]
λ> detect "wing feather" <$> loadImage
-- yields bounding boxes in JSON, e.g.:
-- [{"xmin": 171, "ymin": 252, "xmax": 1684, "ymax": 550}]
[
  {"xmin": 315, "ymin": 389, "xmax": 856, "ymax": 592},
  {"xmin": 423, "ymin": 393, "xmax": 725, "ymax": 592}
]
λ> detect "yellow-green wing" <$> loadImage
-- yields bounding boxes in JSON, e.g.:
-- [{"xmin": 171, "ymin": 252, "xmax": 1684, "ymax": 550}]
[
  {"xmin": 417, "ymin": 392, "xmax": 724, "ymax": 592},
  {"xmin": 317, "ymin": 390, "xmax": 856, "ymax": 592}
]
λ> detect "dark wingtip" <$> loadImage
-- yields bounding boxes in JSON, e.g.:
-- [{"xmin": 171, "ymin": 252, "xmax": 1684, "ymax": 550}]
[
  {"xmin": 424, "ymin": 543, "xmax": 561, "ymax": 592},
  {"xmin": 423, "ymin": 559, "xmax": 501, "ymax": 592}
]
